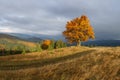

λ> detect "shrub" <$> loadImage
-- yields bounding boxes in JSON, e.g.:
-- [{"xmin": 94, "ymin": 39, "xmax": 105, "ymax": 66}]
[
  {"xmin": 36, "ymin": 43, "xmax": 42, "ymax": 52},
  {"xmin": 48, "ymin": 40, "xmax": 55, "ymax": 50},
  {"xmin": 41, "ymin": 40, "xmax": 51, "ymax": 50},
  {"xmin": 41, "ymin": 39, "xmax": 67, "ymax": 50},
  {"xmin": 22, "ymin": 48, "xmax": 26, "ymax": 54},
  {"xmin": 55, "ymin": 40, "xmax": 67, "ymax": 49}
]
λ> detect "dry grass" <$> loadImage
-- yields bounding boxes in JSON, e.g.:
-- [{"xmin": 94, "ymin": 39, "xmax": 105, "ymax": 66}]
[
  {"xmin": 0, "ymin": 46, "xmax": 120, "ymax": 80},
  {"xmin": 0, "ymin": 46, "xmax": 88, "ymax": 61},
  {"xmin": 17, "ymin": 41, "xmax": 36, "ymax": 47},
  {"xmin": 0, "ymin": 38, "xmax": 37, "ymax": 47}
]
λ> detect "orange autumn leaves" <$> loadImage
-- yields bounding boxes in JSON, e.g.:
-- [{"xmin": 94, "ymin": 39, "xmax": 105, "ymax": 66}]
[
  {"xmin": 43, "ymin": 40, "xmax": 51, "ymax": 46},
  {"xmin": 63, "ymin": 15, "xmax": 95, "ymax": 45},
  {"xmin": 41, "ymin": 40, "xmax": 51, "ymax": 50}
]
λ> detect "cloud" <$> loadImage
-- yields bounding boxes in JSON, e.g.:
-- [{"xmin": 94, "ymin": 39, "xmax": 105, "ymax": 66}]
[
  {"xmin": 0, "ymin": 0, "xmax": 120, "ymax": 39},
  {"xmin": 0, "ymin": 27, "xmax": 13, "ymax": 33}
]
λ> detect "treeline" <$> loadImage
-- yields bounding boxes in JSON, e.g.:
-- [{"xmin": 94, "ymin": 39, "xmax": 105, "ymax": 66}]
[{"xmin": 0, "ymin": 39, "xmax": 66, "ymax": 56}]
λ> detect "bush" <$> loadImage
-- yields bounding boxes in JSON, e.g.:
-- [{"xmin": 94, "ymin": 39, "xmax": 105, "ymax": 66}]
[
  {"xmin": 41, "ymin": 39, "xmax": 66, "ymax": 50},
  {"xmin": 22, "ymin": 49, "xmax": 26, "ymax": 54},
  {"xmin": 41, "ymin": 40, "xmax": 50, "ymax": 50},
  {"xmin": 35, "ymin": 43, "xmax": 42, "ymax": 52},
  {"xmin": 48, "ymin": 40, "xmax": 55, "ymax": 50},
  {"xmin": 55, "ymin": 40, "xmax": 66, "ymax": 49}
]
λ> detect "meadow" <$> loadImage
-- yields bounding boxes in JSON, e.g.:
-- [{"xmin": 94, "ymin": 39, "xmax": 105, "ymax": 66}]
[{"xmin": 0, "ymin": 46, "xmax": 120, "ymax": 80}]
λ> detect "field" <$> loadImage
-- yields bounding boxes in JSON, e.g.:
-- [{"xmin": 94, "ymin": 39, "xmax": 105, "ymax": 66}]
[{"xmin": 0, "ymin": 46, "xmax": 120, "ymax": 80}]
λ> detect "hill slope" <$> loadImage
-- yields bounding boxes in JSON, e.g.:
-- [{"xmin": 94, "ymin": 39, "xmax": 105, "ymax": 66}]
[
  {"xmin": 8, "ymin": 33, "xmax": 42, "ymax": 42},
  {"xmin": 0, "ymin": 33, "xmax": 21, "ymax": 40},
  {"xmin": 0, "ymin": 46, "xmax": 120, "ymax": 80},
  {"xmin": 0, "ymin": 33, "xmax": 36, "ymax": 51}
]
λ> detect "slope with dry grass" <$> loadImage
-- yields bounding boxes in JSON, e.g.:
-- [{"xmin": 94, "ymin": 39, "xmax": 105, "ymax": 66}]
[
  {"xmin": 0, "ymin": 46, "xmax": 120, "ymax": 80},
  {"xmin": 0, "ymin": 33, "xmax": 37, "ymax": 49}
]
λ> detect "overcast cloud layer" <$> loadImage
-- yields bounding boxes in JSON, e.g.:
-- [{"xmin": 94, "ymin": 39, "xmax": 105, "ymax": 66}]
[{"xmin": 0, "ymin": 0, "xmax": 120, "ymax": 39}]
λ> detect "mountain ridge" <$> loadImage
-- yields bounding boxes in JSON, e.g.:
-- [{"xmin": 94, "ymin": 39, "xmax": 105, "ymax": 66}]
[{"xmin": 0, "ymin": 33, "xmax": 120, "ymax": 46}]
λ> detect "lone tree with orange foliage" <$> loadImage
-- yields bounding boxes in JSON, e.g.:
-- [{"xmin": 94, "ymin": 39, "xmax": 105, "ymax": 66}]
[{"xmin": 63, "ymin": 15, "xmax": 95, "ymax": 46}]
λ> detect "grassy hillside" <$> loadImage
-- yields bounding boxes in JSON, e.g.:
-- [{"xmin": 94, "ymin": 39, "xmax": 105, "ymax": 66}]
[
  {"xmin": 0, "ymin": 46, "xmax": 120, "ymax": 80},
  {"xmin": 0, "ymin": 33, "xmax": 36, "ymax": 47},
  {"xmin": 0, "ymin": 33, "xmax": 37, "ymax": 55},
  {"xmin": 0, "ymin": 38, "xmax": 36, "ymax": 47}
]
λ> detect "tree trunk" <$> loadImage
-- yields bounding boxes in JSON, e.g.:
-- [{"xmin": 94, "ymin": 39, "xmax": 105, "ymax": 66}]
[{"xmin": 77, "ymin": 40, "xmax": 81, "ymax": 46}]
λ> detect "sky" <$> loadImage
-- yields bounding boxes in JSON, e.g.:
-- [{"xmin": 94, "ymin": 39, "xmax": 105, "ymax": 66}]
[{"xmin": 0, "ymin": 0, "xmax": 120, "ymax": 40}]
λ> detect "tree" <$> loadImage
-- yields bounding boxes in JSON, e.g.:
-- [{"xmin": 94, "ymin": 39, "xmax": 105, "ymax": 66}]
[
  {"xmin": 41, "ymin": 40, "xmax": 52, "ymax": 50},
  {"xmin": 63, "ymin": 15, "xmax": 95, "ymax": 46}
]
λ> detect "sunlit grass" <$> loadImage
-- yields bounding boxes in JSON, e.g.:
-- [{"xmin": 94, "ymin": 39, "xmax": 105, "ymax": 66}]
[
  {"xmin": 0, "ymin": 46, "xmax": 120, "ymax": 80},
  {"xmin": 17, "ymin": 41, "xmax": 36, "ymax": 47}
]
